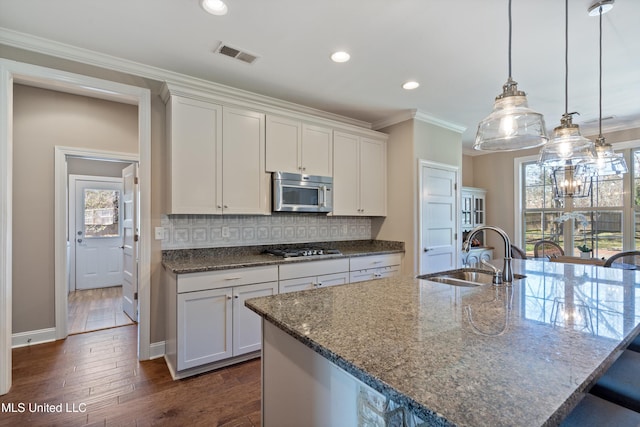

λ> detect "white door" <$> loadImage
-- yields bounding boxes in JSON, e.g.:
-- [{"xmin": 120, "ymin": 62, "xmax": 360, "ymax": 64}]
[
  {"xmin": 419, "ymin": 161, "xmax": 459, "ymax": 275},
  {"xmin": 74, "ymin": 177, "xmax": 123, "ymax": 290},
  {"xmin": 122, "ymin": 163, "xmax": 138, "ymax": 322},
  {"xmin": 232, "ymin": 281, "xmax": 278, "ymax": 356}
]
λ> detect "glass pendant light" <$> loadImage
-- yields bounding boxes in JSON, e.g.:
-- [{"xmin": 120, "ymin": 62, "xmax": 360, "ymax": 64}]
[
  {"xmin": 584, "ymin": 0, "xmax": 628, "ymax": 176},
  {"xmin": 474, "ymin": 0, "xmax": 548, "ymax": 151},
  {"xmin": 539, "ymin": 0, "xmax": 596, "ymax": 168}
]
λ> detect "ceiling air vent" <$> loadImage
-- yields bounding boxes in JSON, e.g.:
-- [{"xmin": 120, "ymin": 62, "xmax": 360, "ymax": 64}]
[{"xmin": 216, "ymin": 43, "xmax": 258, "ymax": 64}]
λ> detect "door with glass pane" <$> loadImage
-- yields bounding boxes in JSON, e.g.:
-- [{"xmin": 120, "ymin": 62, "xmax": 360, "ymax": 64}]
[{"xmin": 74, "ymin": 177, "xmax": 123, "ymax": 290}]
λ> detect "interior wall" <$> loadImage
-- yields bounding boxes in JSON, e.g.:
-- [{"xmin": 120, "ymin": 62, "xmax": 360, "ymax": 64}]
[
  {"xmin": 12, "ymin": 84, "xmax": 138, "ymax": 333},
  {"xmin": 373, "ymin": 120, "xmax": 414, "ymax": 272},
  {"xmin": 374, "ymin": 118, "xmax": 463, "ymax": 275},
  {"xmin": 462, "ymin": 155, "xmax": 474, "ymax": 187}
]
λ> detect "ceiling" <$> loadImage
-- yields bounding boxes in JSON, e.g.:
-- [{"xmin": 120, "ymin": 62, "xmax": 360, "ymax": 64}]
[{"xmin": 1, "ymin": 0, "xmax": 639, "ymax": 152}]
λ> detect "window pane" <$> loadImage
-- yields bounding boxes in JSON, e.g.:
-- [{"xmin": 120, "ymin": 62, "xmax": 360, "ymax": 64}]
[
  {"xmin": 84, "ymin": 189, "xmax": 120, "ymax": 238},
  {"xmin": 574, "ymin": 211, "xmax": 623, "ymax": 258},
  {"xmin": 524, "ymin": 211, "xmax": 563, "ymax": 256}
]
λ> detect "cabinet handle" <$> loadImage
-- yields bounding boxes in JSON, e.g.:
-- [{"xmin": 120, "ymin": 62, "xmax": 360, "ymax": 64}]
[
  {"xmin": 423, "ymin": 248, "xmax": 430, "ymax": 252},
  {"xmin": 372, "ymin": 261, "xmax": 383, "ymax": 264},
  {"xmin": 234, "ymin": 295, "xmax": 239, "ymax": 299},
  {"xmin": 225, "ymin": 277, "xmax": 241, "ymax": 281},
  {"xmin": 226, "ymin": 295, "xmax": 232, "ymax": 300},
  {"xmin": 317, "ymin": 282, "xmax": 323, "ymax": 287},
  {"xmin": 223, "ymin": 205, "xmax": 228, "ymax": 209},
  {"xmin": 217, "ymin": 205, "xmax": 222, "ymax": 209}
]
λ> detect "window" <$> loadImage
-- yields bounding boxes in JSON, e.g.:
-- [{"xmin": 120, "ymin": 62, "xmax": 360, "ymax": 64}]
[
  {"xmin": 83, "ymin": 189, "xmax": 120, "ymax": 238},
  {"xmin": 519, "ymin": 145, "xmax": 639, "ymax": 258}
]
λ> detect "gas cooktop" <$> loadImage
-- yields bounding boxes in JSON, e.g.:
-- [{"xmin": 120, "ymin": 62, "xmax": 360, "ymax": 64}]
[{"xmin": 263, "ymin": 247, "xmax": 342, "ymax": 258}]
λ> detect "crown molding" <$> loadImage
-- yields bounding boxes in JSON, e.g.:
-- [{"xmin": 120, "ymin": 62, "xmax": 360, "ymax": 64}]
[
  {"xmin": 0, "ymin": 27, "xmax": 372, "ymax": 130},
  {"xmin": 372, "ymin": 109, "xmax": 466, "ymax": 134}
]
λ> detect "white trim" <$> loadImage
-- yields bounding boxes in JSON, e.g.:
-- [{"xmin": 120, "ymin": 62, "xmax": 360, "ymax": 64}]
[
  {"xmin": 12, "ymin": 328, "xmax": 56, "ymax": 348},
  {"xmin": 417, "ymin": 160, "xmax": 461, "ymax": 275},
  {"xmin": 1, "ymin": 58, "xmax": 152, "ymax": 396},
  {"xmin": 373, "ymin": 109, "xmax": 466, "ymax": 134},
  {"xmin": 513, "ymin": 154, "xmax": 540, "ymax": 249},
  {"xmin": 0, "ymin": 62, "xmax": 13, "ymax": 396},
  {"xmin": 149, "ymin": 341, "xmax": 166, "ymax": 360}
]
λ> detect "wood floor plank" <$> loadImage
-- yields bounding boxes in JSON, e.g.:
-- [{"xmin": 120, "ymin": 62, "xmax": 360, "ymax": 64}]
[{"xmin": 1, "ymin": 325, "xmax": 262, "ymax": 426}]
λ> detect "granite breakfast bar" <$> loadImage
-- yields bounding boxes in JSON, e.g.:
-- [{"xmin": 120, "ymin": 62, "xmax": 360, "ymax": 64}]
[{"xmin": 245, "ymin": 259, "xmax": 640, "ymax": 426}]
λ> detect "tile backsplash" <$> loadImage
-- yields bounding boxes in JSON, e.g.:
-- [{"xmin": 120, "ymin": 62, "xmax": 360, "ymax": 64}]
[{"xmin": 160, "ymin": 213, "xmax": 372, "ymax": 250}]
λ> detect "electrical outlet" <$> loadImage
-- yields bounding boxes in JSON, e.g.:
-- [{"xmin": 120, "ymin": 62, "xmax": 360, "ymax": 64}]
[
  {"xmin": 154, "ymin": 227, "xmax": 164, "ymax": 240},
  {"xmin": 222, "ymin": 226, "xmax": 229, "ymax": 238}
]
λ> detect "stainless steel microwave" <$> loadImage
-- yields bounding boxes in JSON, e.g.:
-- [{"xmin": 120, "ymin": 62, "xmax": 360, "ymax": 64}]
[{"xmin": 272, "ymin": 172, "xmax": 333, "ymax": 213}]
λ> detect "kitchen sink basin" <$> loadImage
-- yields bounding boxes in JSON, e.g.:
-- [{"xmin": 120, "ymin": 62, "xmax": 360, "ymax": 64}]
[{"xmin": 417, "ymin": 269, "xmax": 526, "ymax": 287}]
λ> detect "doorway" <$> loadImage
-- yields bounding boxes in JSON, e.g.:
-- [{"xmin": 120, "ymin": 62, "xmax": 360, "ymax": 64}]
[
  {"xmin": 67, "ymin": 166, "xmax": 138, "ymax": 335},
  {"xmin": 418, "ymin": 160, "xmax": 460, "ymax": 275},
  {"xmin": 1, "ymin": 59, "xmax": 152, "ymax": 396}
]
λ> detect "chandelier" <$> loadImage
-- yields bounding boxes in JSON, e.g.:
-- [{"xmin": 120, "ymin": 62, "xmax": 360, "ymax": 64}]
[{"xmin": 551, "ymin": 165, "xmax": 592, "ymax": 199}]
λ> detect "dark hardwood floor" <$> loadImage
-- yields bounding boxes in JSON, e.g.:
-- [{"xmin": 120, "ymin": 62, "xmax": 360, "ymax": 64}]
[{"xmin": 1, "ymin": 325, "xmax": 261, "ymax": 426}]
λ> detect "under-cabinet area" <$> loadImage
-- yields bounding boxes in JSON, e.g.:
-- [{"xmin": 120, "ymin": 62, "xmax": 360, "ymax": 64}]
[{"xmin": 162, "ymin": 243, "xmax": 403, "ymax": 379}]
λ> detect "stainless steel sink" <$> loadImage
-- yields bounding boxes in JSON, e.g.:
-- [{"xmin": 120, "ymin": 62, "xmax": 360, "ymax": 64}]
[{"xmin": 418, "ymin": 269, "xmax": 526, "ymax": 287}]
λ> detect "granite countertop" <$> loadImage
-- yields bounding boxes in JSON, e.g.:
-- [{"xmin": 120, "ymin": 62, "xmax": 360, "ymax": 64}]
[
  {"xmin": 245, "ymin": 259, "xmax": 640, "ymax": 426},
  {"xmin": 162, "ymin": 240, "xmax": 404, "ymax": 274}
]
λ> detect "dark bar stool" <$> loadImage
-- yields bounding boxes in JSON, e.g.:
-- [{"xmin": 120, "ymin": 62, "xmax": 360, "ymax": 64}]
[
  {"xmin": 628, "ymin": 335, "xmax": 640, "ymax": 353},
  {"xmin": 590, "ymin": 350, "xmax": 640, "ymax": 413},
  {"xmin": 560, "ymin": 394, "xmax": 640, "ymax": 427}
]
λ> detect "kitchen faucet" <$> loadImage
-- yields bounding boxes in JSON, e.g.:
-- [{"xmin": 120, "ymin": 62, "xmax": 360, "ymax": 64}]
[{"xmin": 462, "ymin": 225, "xmax": 513, "ymax": 285}]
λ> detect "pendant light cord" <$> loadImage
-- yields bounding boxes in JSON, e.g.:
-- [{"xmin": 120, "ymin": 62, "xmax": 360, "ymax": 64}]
[
  {"xmin": 564, "ymin": 0, "xmax": 569, "ymax": 116},
  {"xmin": 508, "ymin": 0, "xmax": 512, "ymax": 80},
  {"xmin": 598, "ymin": 6, "xmax": 603, "ymax": 138}
]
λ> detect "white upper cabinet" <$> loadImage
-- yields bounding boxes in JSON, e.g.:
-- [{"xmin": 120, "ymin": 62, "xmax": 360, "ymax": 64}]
[
  {"xmin": 222, "ymin": 107, "xmax": 270, "ymax": 215},
  {"xmin": 166, "ymin": 95, "xmax": 269, "ymax": 215},
  {"xmin": 166, "ymin": 96, "xmax": 222, "ymax": 214},
  {"xmin": 333, "ymin": 131, "xmax": 387, "ymax": 216},
  {"xmin": 266, "ymin": 115, "xmax": 333, "ymax": 177}
]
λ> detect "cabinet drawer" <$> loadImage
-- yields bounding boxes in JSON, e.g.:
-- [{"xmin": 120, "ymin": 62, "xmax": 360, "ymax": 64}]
[
  {"xmin": 178, "ymin": 265, "xmax": 278, "ymax": 293},
  {"xmin": 349, "ymin": 265, "xmax": 400, "ymax": 283},
  {"xmin": 279, "ymin": 258, "xmax": 349, "ymax": 281},
  {"xmin": 349, "ymin": 253, "xmax": 401, "ymax": 271}
]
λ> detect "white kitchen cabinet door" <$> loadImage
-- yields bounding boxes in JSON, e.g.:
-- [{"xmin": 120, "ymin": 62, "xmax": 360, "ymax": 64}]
[
  {"xmin": 359, "ymin": 137, "xmax": 387, "ymax": 216},
  {"xmin": 265, "ymin": 115, "xmax": 301, "ymax": 173},
  {"xmin": 167, "ymin": 96, "xmax": 222, "ymax": 214},
  {"xmin": 177, "ymin": 287, "xmax": 232, "ymax": 370},
  {"xmin": 265, "ymin": 116, "xmax": 332, "ymax": 177},
  {"xmin": 233, "ymin": 281, "xmax": 278, "ymax": 356},
  {"xmin": 333, "ymin": 131, "xmax": 387, "ymax": 216},
  {"xmin": 332, "ymin": 131, "xmax": 360, "ymax": 215},
  {"xmin": 222, "ymin": 107, "xmax": 270, "ymax": 215},
  {"xmin": 301, "ymin": 124, "xmax": 333, "ymax": 177},
  {"xmin": 279, "ymin": 276, "xmax": 316, "ymax": 294}
]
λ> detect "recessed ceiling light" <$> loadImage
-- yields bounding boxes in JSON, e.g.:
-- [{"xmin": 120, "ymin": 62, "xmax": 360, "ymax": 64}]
[
  {"xmin": 330, "ymin": 51, "xmax": 351, "ymax": 63},
  {"xmin": 402, "ymin": 81, "xmax": 420, "ymax": 90},
  {"xmin": 201, "ymin": 0, "xmax": 228, "ymax": 16}
]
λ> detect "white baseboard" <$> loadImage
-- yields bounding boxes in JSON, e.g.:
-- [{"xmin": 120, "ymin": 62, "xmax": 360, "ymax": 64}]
[
  {"xmin": 12, "ymin": 328, "xmax": 57, "ymax": 348},
  {"xmin": 149, "ymin": 341, "xmax": 165, "ymax": 360}
]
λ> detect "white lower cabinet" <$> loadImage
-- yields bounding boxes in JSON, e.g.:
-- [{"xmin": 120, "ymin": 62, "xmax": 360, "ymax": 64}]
[
  {"xmin": 279, "ymin": 258, "xmax": 350, "ymax": 294},
  {"xmin": 177, "ymin": 287, "xmax": 232, "ymax": 370},
  {"xmin": 349, "ymin": 253, "xmax": 402, "ymax": 283},
  {"xmin": 165, "ymin": 265, "xmax": 278, "ymax": 378}
]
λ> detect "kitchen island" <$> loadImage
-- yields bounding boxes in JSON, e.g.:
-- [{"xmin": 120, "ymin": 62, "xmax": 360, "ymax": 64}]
[{"xmin": 245, "ymin": 259, "xmax": 640, "ymax": 426}]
